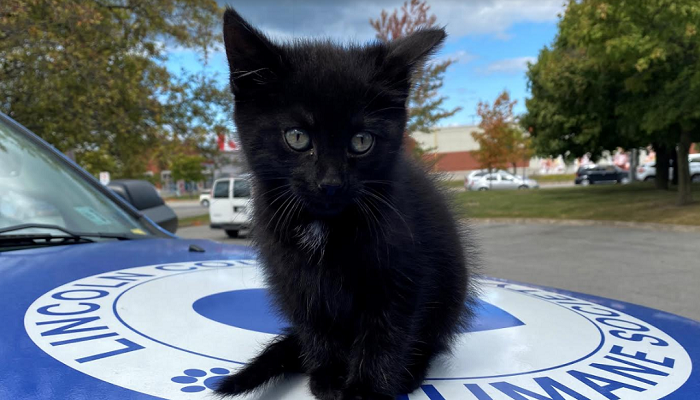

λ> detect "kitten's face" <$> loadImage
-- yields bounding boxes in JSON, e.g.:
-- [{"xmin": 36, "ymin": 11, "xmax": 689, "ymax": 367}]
[{"xmin": 223, "ymin": 8, "xmax": 445, "ymax": 217}]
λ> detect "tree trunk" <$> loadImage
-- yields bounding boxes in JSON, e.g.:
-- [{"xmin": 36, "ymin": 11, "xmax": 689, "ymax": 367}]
[
  {"xmin": 512, "ymin": 162, "xmax": 517, "ymax": 175},
  {"xmin": 654, "ymin": 143, "xmax": 670, "ymax": 190},
  {"xmin": 677, "ymin": 130, "xmax": 693, "ymax": 206},
  {"xmin": 488, "ymin": 166, "xmax": 493, "ymax": 189},
  {"xmin": 670, "ymin": 147, "xmax": 679, "ymax": 185}
]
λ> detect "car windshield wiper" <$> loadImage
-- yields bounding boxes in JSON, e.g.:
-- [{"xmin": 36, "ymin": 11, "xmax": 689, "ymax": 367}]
[
  {"xmin": 0, "ymin": 224, "xmax": 134, "ymax": 250},
  {"xmin": 0, "ymin": 234, "xmax": 95, "ymax": 251}
]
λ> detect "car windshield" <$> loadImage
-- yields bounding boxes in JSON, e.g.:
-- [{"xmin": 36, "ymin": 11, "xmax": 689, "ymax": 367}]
[{"xmin": 0, "ymin": 116, "xmax": 152, "ymax": 238}]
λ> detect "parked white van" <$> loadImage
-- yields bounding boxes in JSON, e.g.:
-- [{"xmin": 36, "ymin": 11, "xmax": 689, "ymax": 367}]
[{"xmin": 209, "ymin": 176, "xmax": 252, "ymax": 238}]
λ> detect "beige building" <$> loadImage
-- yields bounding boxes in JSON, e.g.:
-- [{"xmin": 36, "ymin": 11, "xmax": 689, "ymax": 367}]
[
  {"xmin": 412, "ymin": 125, "xmax": 482, "ymax": 153},
  {"xmin": 411, "ymin": 125, "xmax": 530, "ymax": 179}
]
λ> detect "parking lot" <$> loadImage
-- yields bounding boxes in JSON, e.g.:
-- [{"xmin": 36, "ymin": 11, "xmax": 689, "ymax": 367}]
[
  {"xmin": 178, "ymin": 222, "xmax": 700, "ymax": 321},
  {"xmin": 167, "ymin": 200, "xmax": 208, "ymax": 219}
]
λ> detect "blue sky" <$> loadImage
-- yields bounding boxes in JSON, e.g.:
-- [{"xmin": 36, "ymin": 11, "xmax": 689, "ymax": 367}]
[{"xmin": 165, "ymin": 0, "xmax": 563, "ymax": 127}]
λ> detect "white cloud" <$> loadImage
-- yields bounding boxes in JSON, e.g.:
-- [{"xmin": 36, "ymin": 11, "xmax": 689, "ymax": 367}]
[
  {"xmin": 430, "ymin": 50, "xmax": 477, "ymax": 66},
  {"xmin": 432, "ymin": 0, "xmax": 564, "ymax": 39},
  {"xmin": 218, "ymin": 0, "xmax": 564, "ymax": 42},
  {"xmin": 483, "ymin": 56, "xmax": 535, "ymax": 74},
  {"xmin": 185, "ymin": 1, "xmax": 561, "ymax": 68},
  {"xmin": 446, "ymin": 50, "xmax": 477, "ymax": 63}
]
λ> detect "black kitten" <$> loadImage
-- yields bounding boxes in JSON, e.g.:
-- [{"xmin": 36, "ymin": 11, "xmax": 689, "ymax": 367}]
[{"xmin": 216, "ymin": 7, "xmax": 476, "ymax": 400}]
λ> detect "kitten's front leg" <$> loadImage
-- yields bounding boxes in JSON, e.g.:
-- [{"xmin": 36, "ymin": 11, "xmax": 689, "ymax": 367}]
[
  {"xmin": 343, "ymin": 317, "xmax": 413, "ymax": 400},
  {"xmin": 302, "ymin": 333, "xmax": 349, "ymax": 400},
  {"xmin": 308, "ymin": 367, "xmax": 345, "ymax": 400}
]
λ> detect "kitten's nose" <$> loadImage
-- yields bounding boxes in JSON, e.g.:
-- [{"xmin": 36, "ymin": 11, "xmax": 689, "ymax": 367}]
[
  {"xmin": 318, "ymin": 183, "xmax": 342, "ymax": 196},
  {"xmin": 318, "ymin": 166, "xmax": 343, "ymax": 196}
]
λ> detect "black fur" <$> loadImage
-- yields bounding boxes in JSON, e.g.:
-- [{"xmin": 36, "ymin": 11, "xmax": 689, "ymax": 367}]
[{"xmin": 217, "ymin": 7, "xmax": 477, "ymax": 399}]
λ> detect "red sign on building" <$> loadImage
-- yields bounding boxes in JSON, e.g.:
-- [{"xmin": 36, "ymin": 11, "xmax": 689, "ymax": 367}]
[{"xmin": 217, "ymin": 133, "xmax": 239, "ymax": 152}]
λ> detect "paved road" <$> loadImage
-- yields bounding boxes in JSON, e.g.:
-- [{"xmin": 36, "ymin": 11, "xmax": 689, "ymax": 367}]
[
  {"xmin": 178, "ymin": 223, "xmax": 700, "ymax": 321},
  {"xmin": 166, "ymin": 200, "xmax": 208, "ymax": 219},
  {"xmin": 472, "ymin": 222, "xmax": 700, "ymax": 321}
]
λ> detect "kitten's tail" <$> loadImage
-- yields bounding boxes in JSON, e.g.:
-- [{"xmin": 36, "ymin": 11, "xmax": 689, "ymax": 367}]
[{"xmin": 215, "ymin": 333, "xmax": 302, "ymax": 397}]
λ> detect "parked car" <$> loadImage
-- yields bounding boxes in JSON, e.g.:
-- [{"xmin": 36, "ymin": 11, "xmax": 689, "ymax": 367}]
[
  {"xmin": 636, "ymin": 162, "xmax": 662, "ymax": 182},
  {"xmin": 464, "ymin": 170, "xmax": 488, "ymax": 189},
  {"xmin": 0, "ymin": 111, "xmax": 261, "ymax": 400},
  {"xmin": 468, "ymin": 171, "xmax": 539, "ymax": 191},
  {"xmin": 0, "ymin": 112, "xmax": 177, "ymax": 240},
  {"xmin": 107, "ymin": 179, "xmax": 178, "ymax": 233},
  {"xmin": 574, "ymin": 165, "xmax": 630, "ymax": 185},
  {"xmin": 199, "ymin": 190, "xmax": 211, "ymax": 207},
  {"xmin": 209, "ymin": 176, "xmax": 252, "ymax": 238},
  {"xmin": 464, "ymin": 169, "xmax": 522, "ymax": 190},
  {"xmin": 636, "ymin": 160, "xmax": 700, "ymax": 182}
]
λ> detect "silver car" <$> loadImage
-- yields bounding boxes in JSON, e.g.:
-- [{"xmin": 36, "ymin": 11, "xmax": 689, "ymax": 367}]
[
  {"xmin": 468, "ymin": 171, "xmax": 539, "ymax": 191},
  {"xmin": 464, "ymin": 169, "xmax": 512, "ymax": 189}
]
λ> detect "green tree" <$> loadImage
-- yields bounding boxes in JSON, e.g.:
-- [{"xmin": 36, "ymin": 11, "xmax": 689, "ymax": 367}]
[
  {"xmin": 522, "ymin": 47, "xmax": 638, "ymax": 161},
  {"xmin": 370, "ymin": 0, "xmax": 461, "ymax": 135},
  {"xmin": 525, "ymin": 0, "xmax": 700, "ymax": 204},
  {"xmin": 0, "ymin": 0, "xmax": 231, "ymax": 178},
  {"xmin": 171, "ymin": 154, "xmax": 205, "ymax": 183},
  {"xmin": 573, "ymin": 0, "xmax": 700, "ymax": 204}
]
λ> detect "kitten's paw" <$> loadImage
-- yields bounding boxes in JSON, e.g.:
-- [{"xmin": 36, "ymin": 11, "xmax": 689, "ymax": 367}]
[
  {"xmin": 397, "ymin": 371, "xmax": 427, "ymax": 394},
  {"xmin": 341, "ymin": 390, "xmax": 394, "ymax": 400},
  {"xmin": 309, "ymin": 374, "xmax": 344, "ymax": 400},
  {"xmin": 213, "ymin": 373, "xmax": 248, "ymax": 396},
  {"xmin": 397, "ymin": 379, "xmax": 423, "ymax": 395}
]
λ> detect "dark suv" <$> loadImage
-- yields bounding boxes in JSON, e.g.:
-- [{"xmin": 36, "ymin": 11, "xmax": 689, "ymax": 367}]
[{"xmin": 575, "ymin": 165, "xmax": 629, "ymax": 186}]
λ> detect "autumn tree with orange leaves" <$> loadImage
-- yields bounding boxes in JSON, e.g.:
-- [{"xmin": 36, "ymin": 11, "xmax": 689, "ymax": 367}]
[
  {"xmin": 370, "ymin": 0, "xmax": 461, "ymax": 136},
  {"xmin": 473, "ymin": 91, "xmax": 530, "ymax": 175}
]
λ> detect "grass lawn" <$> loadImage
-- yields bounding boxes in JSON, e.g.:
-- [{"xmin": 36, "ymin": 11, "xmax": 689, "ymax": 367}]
[
  {"xmin": 454, "ymin": 183, "xmax": 700, "ymax": 226},
  {"xmin": 444, "ymin": 180, "xmax": 466, "ymax": 188},
  {"xmin": 178, "ymin": 213, "xmax": 210, "ymax": 228}
]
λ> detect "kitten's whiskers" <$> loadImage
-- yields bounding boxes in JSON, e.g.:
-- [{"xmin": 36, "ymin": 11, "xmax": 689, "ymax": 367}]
[
  {"xmin": 360, "ymin": 188, "xmax": 414, "ymax": 243},
  {"xmin": 263, "ymin": 189, "xmax": 292, "ymax": 232},
  {"xmin": 271, "ymin": 193, "xmax": 297, "ymax": 234}
]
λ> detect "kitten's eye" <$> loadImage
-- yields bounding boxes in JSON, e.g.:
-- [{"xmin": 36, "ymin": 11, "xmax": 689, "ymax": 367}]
[
  {"xmin": 349, "ymin": 132, "xmax": 374, "ymax": 155},
  {"xmin": 284, "ymin": 128, "xmax": 312, "ymax": 151}
]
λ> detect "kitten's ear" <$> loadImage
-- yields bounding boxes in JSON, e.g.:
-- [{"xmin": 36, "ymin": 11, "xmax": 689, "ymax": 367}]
[
  {"xmin": 377, "ymin": 28, "xmax": 447, "ymax": 94},
  {"xmin": 387, "ymin": 28, "xmax": 446, "ymax": 67},
  {"xmin": 223, "ymin": 7, "xmax": 284, "ymax": 95}
]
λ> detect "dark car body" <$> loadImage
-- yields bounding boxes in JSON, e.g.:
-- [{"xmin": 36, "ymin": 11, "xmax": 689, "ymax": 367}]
[
  {"xmin": 107, "ymin": 179, "xmax": 178, "ymax": 233},
  {"xmin": 574, "ymin": 165, "xmax": 629, "ymax": 185}
]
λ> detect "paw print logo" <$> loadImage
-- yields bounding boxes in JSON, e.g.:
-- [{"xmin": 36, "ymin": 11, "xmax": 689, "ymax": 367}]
[{"xmin": 171, "ymin": 368, "xmax": 230, "ymax": 393}]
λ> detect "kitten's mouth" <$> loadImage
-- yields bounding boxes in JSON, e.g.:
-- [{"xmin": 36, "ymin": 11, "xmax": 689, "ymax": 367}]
[{"xmin": 306, "ymin": 201, "xmax": 347, "ymax": 217}]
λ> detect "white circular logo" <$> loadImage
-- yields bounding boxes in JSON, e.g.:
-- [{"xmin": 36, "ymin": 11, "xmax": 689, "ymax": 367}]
[{"xmin": 25, "ymin": 261, "xmax": 692, "ymax": 399}]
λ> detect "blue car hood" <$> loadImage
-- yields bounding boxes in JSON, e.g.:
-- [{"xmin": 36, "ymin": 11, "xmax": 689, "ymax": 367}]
[
  {"xmin": 1, "ymin": 239, "xmax": 699, "ymax": 400},
  {"xmin": 0, "ymin": 238, "xmax": 253, "ymax": 399}
]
